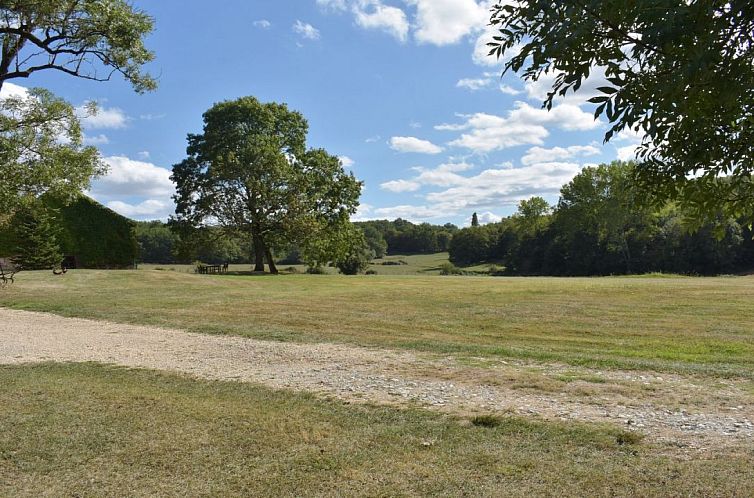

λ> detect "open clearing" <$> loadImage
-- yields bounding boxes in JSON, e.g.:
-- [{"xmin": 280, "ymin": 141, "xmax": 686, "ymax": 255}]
[
  {"xmin": 1, "ymin": 307, "xmax": 753, "ymax": 451},
  {"xmin": 2, "ymin": 270, "xmax": 754, "ymax": 495},
  {"xmin": 2, "ymin": 269, "xmax": 754, "ymax": 377}
]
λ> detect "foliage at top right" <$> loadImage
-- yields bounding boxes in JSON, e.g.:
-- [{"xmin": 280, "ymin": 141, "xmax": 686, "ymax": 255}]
[{"xmin": 488, "ymin": 1, "xmax": 754, "ymax": 226}]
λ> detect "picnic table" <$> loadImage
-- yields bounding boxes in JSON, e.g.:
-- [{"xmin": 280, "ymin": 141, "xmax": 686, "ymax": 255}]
[{"xmin": 197, "ymin": 263, "xmax": 229, "ymax": 274}]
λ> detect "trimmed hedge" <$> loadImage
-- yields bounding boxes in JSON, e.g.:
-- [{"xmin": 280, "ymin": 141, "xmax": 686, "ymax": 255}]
[{"xmin": 45, "ymin": 195, "xmax": 138, "ymax": 268}]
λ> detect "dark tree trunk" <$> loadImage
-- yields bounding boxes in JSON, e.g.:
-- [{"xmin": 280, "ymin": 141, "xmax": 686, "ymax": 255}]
[
  {"xmin": 265, "ymin": 247, "xmax": 278, "ymax": 274},
  {"xmin": 252, "ymin": 229, "xmax": 265, "ymax": 272}
]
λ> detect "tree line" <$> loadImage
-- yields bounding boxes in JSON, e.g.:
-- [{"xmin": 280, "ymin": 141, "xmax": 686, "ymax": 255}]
[{"xmin": 449, "ymin": 162, "xmax": 754, "ymax": 276}]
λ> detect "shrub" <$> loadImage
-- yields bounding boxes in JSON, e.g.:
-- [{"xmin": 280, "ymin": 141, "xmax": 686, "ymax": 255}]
[
  {"xmin": 365, "ymin": 269, "xmax": 377, "ymax": 275},
  {"xmin": 439, "ymin": 262, "xmax": 463, "ymax": 276},
  {"xmin": 306, "ymin": 266, "xmax": 327, "ymax": 275}
]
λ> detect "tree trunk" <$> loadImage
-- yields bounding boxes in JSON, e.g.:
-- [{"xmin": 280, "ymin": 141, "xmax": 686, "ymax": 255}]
[
  {"xmin": 265, "ymin": 247, "xmax": 278, "ymax": 275},
  {"xmin": 252, "ymin": 229, "xmax": 265, "ymax": 272}
]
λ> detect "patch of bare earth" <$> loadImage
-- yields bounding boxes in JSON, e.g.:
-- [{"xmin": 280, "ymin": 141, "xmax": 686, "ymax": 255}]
[{"xmin": 1, "ymin": 308, "xmax": 751, "ymax": 453}]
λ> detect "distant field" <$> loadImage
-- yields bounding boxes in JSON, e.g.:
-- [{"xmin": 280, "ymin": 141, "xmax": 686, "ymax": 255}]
[
  {"xmin": 2, "ymin": 363, "xmax": 751, "ymax": 497},
  {"xmin": 140, "ymin": 252, "xmax": 453, "ymax": 275},
  {"xmin": 2, "ymin": 268, "xmax": 753, "ymax": 378}
]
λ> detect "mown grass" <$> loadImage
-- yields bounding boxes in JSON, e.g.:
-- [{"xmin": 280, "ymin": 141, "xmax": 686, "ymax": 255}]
[
  {"xmin": 2, "ymin": 269, "xmax": 754, "ymax": 378},
  {"xmin": 1, "ymin": 363, "xmax": 752, "ymax": 497}
]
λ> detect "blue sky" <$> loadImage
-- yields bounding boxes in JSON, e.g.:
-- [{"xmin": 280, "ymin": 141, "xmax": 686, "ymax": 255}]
[{"xmin": 7, "ymin": 0, "xmax": 639, "ymax": 226}]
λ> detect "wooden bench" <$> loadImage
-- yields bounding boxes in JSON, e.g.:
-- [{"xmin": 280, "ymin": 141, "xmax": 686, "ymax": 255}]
[{"xmin": 0, "ymin": 259, "xmax": 20, "ymax": 285}]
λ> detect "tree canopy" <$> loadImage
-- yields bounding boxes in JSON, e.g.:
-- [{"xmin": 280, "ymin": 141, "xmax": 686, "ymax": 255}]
[
  {"xmin": 488, "ymin": 1, "xmax": 754, "ymax": 224},
  {"xmin": 171, "ymin": 96, "xmax": 362, "ymax": 274},
  {"xmin": 0, "ymin": 0, "xmax": 156, "ymax": 93},
  {"xmin": 0, "ymin": 88, "xmax": 104, "ymax": 217}
]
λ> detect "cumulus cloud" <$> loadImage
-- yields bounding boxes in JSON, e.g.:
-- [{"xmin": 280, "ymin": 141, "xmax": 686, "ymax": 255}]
[
  {"xmin": 456, "ymin": 78, "xmax": 491, "ymax": 91},
  {"xmin": 380, "ymin": 179, "xmax": 421, "ymax": 192},
  {"xmin": 253, "ymin": 19, "xmax": 272, "ymax": 28},
  {"xmin": 424, "ymin": 161, "xmax": 582, "ymax": 211},
  {"xmin": 339, "ymin": 155, "xmax": 355, "ymax": 168},
  {"xmin": 409, "ymin": 0, "xmax": 488, "ymax": 46},
  {"xmin": 373, "ymin": 204, "xmax": 449, "ymax": 221},
  {"xmin": 443, "ymin": 102, "xmax": 600, "ymax": 154},
  {"xmin": 293, "ymin": 20, "xmax": 320, "ymax": 40},
  {"xmin": 475, "ymin": 211, "xmax": 502, "ymax": 225},
  {"xmin": 521, "ymin": 145, "xmax": 600, "ymax": 165},
  {"xmin": 446, "ymin": 112, "xmax": 549, "ymax": 153},
  {"xmin": 76, "ymin": 104, "xmax": 129, "ymax": 129},
  {"xmin": 106, "ymin": 199, "xmax": 173, "ymax": 219},
  {"xmin": 82, "ymin": 134, "xmax": 110, "ymax": 146},
  {"xmin": 91, "ymin": 156, "xmax": 175, "ymax": 198},
  {"xmin": 373, "ymin": 160, "xmax": 584, "ymax": 223},
  {"xmin": 389, "ymin": 136, "xmax": 444, "ymax": 154},
  {"xmin": 0, "ymin": 82, "xmax": 29, "ymax": 99},
  {"xmin": 354, "ymin": 2, "xmax": 409, "ymax": 42},
  {"xmin": 499, "ymin": 84, "xmax": 521, "ymax": 95}
]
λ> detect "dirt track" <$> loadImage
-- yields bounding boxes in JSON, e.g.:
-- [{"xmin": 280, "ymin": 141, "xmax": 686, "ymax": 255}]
[{"xmin": 1, "ymin": 307, "xmax": 752, "ymax": 450}]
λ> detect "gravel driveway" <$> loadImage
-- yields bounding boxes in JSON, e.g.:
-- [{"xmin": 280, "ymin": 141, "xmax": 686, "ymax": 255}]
[{"xmin": 1, "ymin": 307, "xmax": 751, "ymax": 451}]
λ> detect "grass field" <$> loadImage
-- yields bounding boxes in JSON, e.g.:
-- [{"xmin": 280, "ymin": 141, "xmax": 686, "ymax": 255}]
[
  {"xmin": 1, "ymin": 363, "xmax": 752, "ymax": 497},
  {"xmin": 140, "ymin": 252, "xmax": 453, "ymax": 276},
  {"xmin": 2, "ymin": 268, "xmax": 753, "ymax": 378}
]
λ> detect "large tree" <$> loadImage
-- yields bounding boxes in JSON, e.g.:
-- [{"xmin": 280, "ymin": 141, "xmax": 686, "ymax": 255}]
[
  {"xmin": 488, "ymin": 1, "xmax": 754, "ymax": 224},
  {"xmin": 0, "ymin": 0, "xmax": 155, "ymax": 93},
  {"xmin": 171, "ymin": 96, "xmax": 362, "ymax": 274},
  {"xmin": 0, "ymin": 88, "xmax": 104, "ymax": 217}
]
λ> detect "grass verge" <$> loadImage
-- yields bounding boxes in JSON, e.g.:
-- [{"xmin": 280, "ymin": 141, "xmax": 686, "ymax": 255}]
[{"xmin": 1, "ymin": 363, "xmax": 752, "ymax": 497}]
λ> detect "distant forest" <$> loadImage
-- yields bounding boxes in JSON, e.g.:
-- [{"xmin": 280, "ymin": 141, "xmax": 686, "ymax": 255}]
[{"xmin": 137, "ymin": 161, "xmax": 754, "ymax": 276}]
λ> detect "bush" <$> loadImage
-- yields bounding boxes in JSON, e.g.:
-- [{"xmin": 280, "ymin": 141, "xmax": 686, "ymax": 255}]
[
  {"xmin": 439, "ymin": 262, "xmax": 463, "ymax": 276},
  {"xmin": 365, "ymin": 269, "xmax": 377, "ymax": 275},
  {"xmin": 306, "ymin": 266, "xmax": 327, "ymax": 274}
]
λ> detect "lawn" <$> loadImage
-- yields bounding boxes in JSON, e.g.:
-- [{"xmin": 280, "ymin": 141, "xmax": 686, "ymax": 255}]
[
  {"xmin": 1, "ymin": 363, "xmax": 752, "ymax": 497},
  {"xmin": 1, "ymin": 268, "xmax": 753, "ymax": 378}
]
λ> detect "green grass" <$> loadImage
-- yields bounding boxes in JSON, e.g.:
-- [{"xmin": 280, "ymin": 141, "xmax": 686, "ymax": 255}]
[
  {"xmin": 2, "ymin": 363, "xmax": 752, "ymax": 497},
  {"xmin": 2, "ymin": 269, "xmax": 754, "ymax": 378},
  {"xmin": 141, "ymin": 252, "xmax": 451, "ymax": 276}
]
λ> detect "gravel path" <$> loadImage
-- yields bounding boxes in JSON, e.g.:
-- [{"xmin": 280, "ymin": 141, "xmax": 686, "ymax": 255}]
[{"xmin": 1, "ymin": 308, "xmax": 752, "ymax": 450}]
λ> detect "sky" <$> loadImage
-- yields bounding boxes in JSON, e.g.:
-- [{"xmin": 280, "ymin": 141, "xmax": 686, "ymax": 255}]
[{"xmin": 6, "ymin": 0, "xmax": 639, "ymax": 226}]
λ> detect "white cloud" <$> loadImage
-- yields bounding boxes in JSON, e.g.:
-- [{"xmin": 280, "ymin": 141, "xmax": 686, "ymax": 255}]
[
  {"xmin": 107, "ymin": 200, "xmax": 173, "ymax": 219},
  {"xmin": 456, "ymin": 77, "xmax": 491, "ymax": 91},
  {"xmin": 253, "ymin": 19, "xmax": 272, "ymax": 28},
  {"xmin": 373, "ymin": 204, "xmax": 448, "ymax": 221},
  {"xmin": 499, "ymin": 84, "xmax": 521, "ymax": 95},
  {"xmin": 390, "ymin": 136, "xmax": 443, "ymax": 154},
  {"xmin": 339, "ymin": 155, "xmax": 355, "ymax": 168},
  {"xmin": 447, "ymin": 112, "xmax": 549, "ymax": 153},
  {"xmin": 380, "ymin": 179, "xmax": 421, "ymax": 192},
  {"xmin": 365, "ymin": 135, "xmax": 381, "ymax": 143},
  {"xmin": 409, "ymin": 0, "xmax": 487, "ymax": 46},
  {"xmin": 476, "ymin": 211, "xmax": 502, "ymax": 225},
  {"xmin": 354, "ymin": 2, "xmax": 409, "ymax": 42},
  {"xmin": 293, "ymin": 20, "xmax": 320, "ymax": 40},
  {"xmin": 445, "ymin": 102, "xmax": 600, "ymax": 154},
  {"xmin": 521, "ymin": 145, "xmax": 600, "ymax": 165},
  {"xmin": 76, "ymin": 104, "xmax": 128, "ymax": 129},
  {"xmin": 372, "ymin": 160, "xmax": 585, "ymax": 223},
  {"xmin": 91, "ymin": 156, "xmax": 175, "ymax": 198},
  {"xmin": 0, "ymin": 82, "xmax": 29, "ymax": 100},
  {"xmin": 413, "ymin": 161, "xmax": 474, "ymax": 187},
  {"xmin": 424, "ymin": 161, "xmax": 582, "ymax": 211},
  {"xmin": 316, "ymin": 0, "xmax": 348, "ymax": 10},
  {"xmin": 82, "ymin": 134, "xmax": 109, "ymax": 146},
  {"xmin": 137, "ymin": 151, "xmax": 151, "ymax": 160}
]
